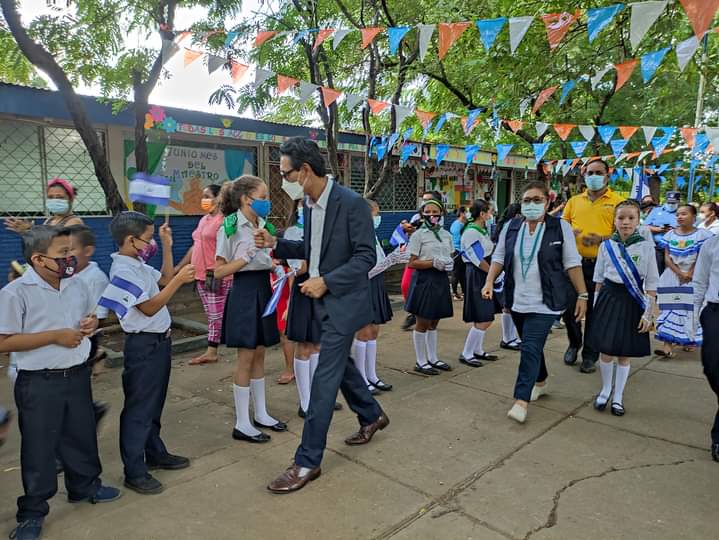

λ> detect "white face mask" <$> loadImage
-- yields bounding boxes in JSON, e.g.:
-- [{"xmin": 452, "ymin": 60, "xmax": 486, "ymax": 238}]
[
  {"xmin": 665, "ymin": 202, "xmax": 678, "ymax": 212},
  {"xmin": 282, "ymin": 179, "xmax": 304, "ymax": 201}
]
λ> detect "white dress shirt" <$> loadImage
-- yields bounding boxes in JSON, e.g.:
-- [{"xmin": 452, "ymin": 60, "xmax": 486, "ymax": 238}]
[
  {"xmin": 593, "ymin": 239, "xmax": 659, "ymax": 291},
  {"xmin": 283, "ymin": 224, "xmax": 305, "ymax": 272},
  {"xmin": 76, "ymin": 261, "xmax": 110, "ymax": 319},
  {"xmin": 693, "ymin": 233, "xmax": 719, "ymax": 310},
  {"xmin": 0, "ymin": 267, "xmax": 93, "ymax": 370},
  {"xmin": 306, "ymin": 177, "xmax": 334, "ymax": 278}
]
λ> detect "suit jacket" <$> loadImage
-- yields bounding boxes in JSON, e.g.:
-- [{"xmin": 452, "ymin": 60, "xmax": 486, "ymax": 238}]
[{"xmin": 274, "ymin": 181, "xmax": 377, "ymax": 335}]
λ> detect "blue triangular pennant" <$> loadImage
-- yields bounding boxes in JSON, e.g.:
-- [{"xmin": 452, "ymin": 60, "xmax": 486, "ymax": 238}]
[
  {"xmin": 402, "ymin": 128, "xmax": 414, "ymax": 141},
  {"xmin": 677, "ymin": 176, "xmax": 686, "ymax": 188},
  {"xmin": 376, "ymin": 138, "xmax": 389, "ymax": 161},
  {"xmin": 465, "ymin": 144, "xmax": 480, "ymax": 164},
  {"xmin": 656, "ymin": 163, "xmax": 670, "ymax": 175},
  {"xmin": 597, "ymin": 125, "xmax": 617, "ymax": 144},
  {"xmin": 587, "ymin": 4, "xmax": 624, "ymax": 43},
  {"xmin": 400, "ymin": 143, "xmax": 416, "ymax": 164},
  {"xmin": 662, "ymin": 126, "xmax": 677, "ymax": 140},
  {"xmin": 652, "ymin": 134, "xmax": 672, "ymax": 156},
  {"xmin": 476, "ymin": 17, "xmax": 507, "ymax": 51},
  {"xmin": 465, "ymin": 108, "xmax": 484, "ymax": 134},
  {"xmin": 368, "ymin": 136, "xmax": 377, "ymax": 156},
  {"xmin": 292, "ymin": 30, "xmax": 312, "ymax": 45},
  {"xmin": 641, "ymin": 47, "xmax": 671, "ymax": 84},
  {"xmin": 693, "ymin": 133, "xmax": 710, "ymax": 156},
  {"xmin": 434, "ymin": 113, "xmax": 449, "ymax": 133},
  {"xmin": 496, "ymin": 143, "xmax": 513, "ymax": 163},
  {"xmin": 569, "ymin": 140, "xmax": 588, "ymax": 157},
  {"xmin": 224, "ymin": 31, "xmax": 239, "ymax": 48},
  {"xmin": 559, "ymin": 80, "xmax": 576, "ymax": 106},
  {"xmin": 388, "ymin": 27, "xmax": 411, "ymax": 55},
  {"xmin": 610, "ymin": 139, "xmax": 628, "ymax": 159},
  {"xmin": 533, "ymin": 142, "xmax": 551, "ymax": 162},
  {"xmin": 435, "ymin": 144, "xmax": 450, "ymax": 166},
  {"xmin": 387, "ymin": 132, "xmax": 400, "ymax": 150}
]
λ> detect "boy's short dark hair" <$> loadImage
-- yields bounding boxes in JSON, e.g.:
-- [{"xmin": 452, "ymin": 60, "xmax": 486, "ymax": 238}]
[
  {"xmin": 22, "ymin": 225, "xmax": 71, "ymax": 262},
  {"xmin": 109, "ymin": 211, "xmax": 154, "ymax": 245},
  {"xmin": 67, "ymin": 224, "xmax": 96, "ymax": 248}
]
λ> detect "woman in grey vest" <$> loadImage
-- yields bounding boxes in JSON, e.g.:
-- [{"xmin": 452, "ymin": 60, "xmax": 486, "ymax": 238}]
[{"xmin": 482, "ymin": 182, "xmax": 588, "ymax": 424}]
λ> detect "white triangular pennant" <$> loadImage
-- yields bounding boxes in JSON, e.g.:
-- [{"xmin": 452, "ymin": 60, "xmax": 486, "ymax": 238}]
[
  {"xmin": 298, "ymin": 82, "xmax": 319, "ymax": 104},
  {"xmin": 642, "ymin": 126, "xmax": 658, "ymax": 145},
  {"xmin": 344, "ymin": 93, "xmax": 365, "ymax": 111},
  {"xmin": 624, "ymin": 167, "xmax": 634, "ymax": 179},
  {"xmin": 519, "ymin": 97, "xmax": 531, "ymax": 117},
  {"xmin": 509, "ymin": 16, "xmax": 533, "ymax": 55},
  {"xmin": 578, "ymin": 125, "xmax": 595, "ymax": 141},
  {"xmin": 417, "ymin": 24, "xmax": 435, "ymax": 61},
  {"xmin": 562, "ymin": 162, "xmax": 573, "ymax": 176},
  {"xmin": 253, "ymin": 68, "xmax": 274, "ymax": 88},
  {"xmin": 629, "ymin": 1, "xmax": 668, "ymax": 51},
  {"xmin": 704, "ymin": 127, "xmax": 719, "ymax": 151},
  {"xmin": 332, "ymin": 29, "xmax": 352, "ymax": 50},
  {"xmin": 207, "ymin": 54, "xmax": 225, "ymax": 75},
  {"xmin": 161, "ymin": 39, "xmax": 180, "ymax": 65},
  {"xmin": 591, "ymin": 65, "xmax": 613, "ymax": 90},
  {"xmin": 675, "ymin": 35, "xmax": 700, "ymax": 72},
  {"xmin": 535, "ymin": 121, "xmax": 549, "ymax": 137},
  {"xmin": 394, "ymin": 105, "xmax": 413, "ymax": 127},
  {"xmin": 637, "ymin": 151, "xmax": 651, "ymax": 162}
]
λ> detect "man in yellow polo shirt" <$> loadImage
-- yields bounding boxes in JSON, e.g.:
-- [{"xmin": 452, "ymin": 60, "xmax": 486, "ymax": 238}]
[{"xmin": 562, "ymin": 158, "xmax": 624, "ymax": 373}]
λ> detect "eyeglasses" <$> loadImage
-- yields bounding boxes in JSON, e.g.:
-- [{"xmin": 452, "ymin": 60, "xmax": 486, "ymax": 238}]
[
  {"xmin": 280, "ymin": 168, "xmax": 297, "ymax": 179},
  {"xmin": 521, "ymin": 197, "xmax": 546, "ymax": 204}
]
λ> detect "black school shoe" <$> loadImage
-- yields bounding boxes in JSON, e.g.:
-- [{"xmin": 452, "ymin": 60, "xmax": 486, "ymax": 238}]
[
  {"xmin": 458, "ymin": 355, "xmax": 483, "ymax": 368},
  {"xmin": 146, "ymin": 453, "xmax": 190, "ymax": 471},
  {"xmin": 254, "ymin": 420, "xmax": 288, "ymax": 432},
  {"xmin": 474, "ymin": 352, "xmax": 498, "ymax": 362},
  {"xmin": 124, "ymin": 473, "xmax": 164, "ymax": 495},
  {"xmin": 500, "ymin": 341, "xmax": 521, "ymax": 351},
  {"xmin": 9, "ymin": 519, "xmax": 43, "ymax": 540},
  {"xmin": 712, "ymin": 443, "xmax": 719, "ymax": 463},
  {"xmin": 232, "ymin": 429, "xmax": 270, "ymax": 443},
  {"xmin": 68, "ymin": 484, "xmax": 122, "ymax": 504}
]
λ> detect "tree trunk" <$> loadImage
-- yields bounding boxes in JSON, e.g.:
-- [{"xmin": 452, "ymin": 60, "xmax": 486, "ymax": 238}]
[{"xmin": 1, "ymin": 0, "xmax": 126, "ymax": 214}]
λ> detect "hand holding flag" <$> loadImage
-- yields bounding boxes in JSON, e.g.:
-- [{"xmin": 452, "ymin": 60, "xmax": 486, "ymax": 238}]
[
  {"xmin": 460, "ymin": 240, "xmax": 485, "ymax": 268},
  {"xmin": 389, "ymin": 224, "xmax": 409, "ymax": 247},
  {"xmin": 129, "ymin": 172, "xmax": 171, "ymax": 207},
  {"xmin": 263, "ymin": 270, "xmax": 296, "ymax": 317}
]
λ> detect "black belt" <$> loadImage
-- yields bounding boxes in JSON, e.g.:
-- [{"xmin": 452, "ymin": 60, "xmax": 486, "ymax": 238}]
[{"xmin": 20, "ymin": 362, "xmax": 88, "ymax": 377}]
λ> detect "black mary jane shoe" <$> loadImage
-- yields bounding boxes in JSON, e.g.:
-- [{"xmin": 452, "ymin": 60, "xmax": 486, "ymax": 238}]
[
  {"xmin": 500, "ymin": 341, "xmax": 521, "ymax": 351},
  {"xmin": 610, "ymin": 403, "xmax": 625, "ymax": 417},
  {"xmin": 232, "ymin": 429, "xmax": 271, "ymax": 443},
  {"xmin": 254, "ymin": 420, "xmax": 288, "ymax": 432},
  {"xmin": 474, "ymin": 352, "xmax": 498, "ymax": 362},
  {"xmin": 367, "ymin": 384, "xmax": 382, "ymax": 396},
  {"xmin": 414, "ymin": 363, "xmax": 439, "ymax": 375},
  {"xmin": 427, "ymin": 360, "xmax": 453, "ymax": 372},
  {"xmin": 370, "ymin": 379, "xmax": 393, "ymax": 392},
  {"xmin": 459, "ymin": 355, "xmax": 483, "ymax": 368},
  {"xmin": 593, "ymin": 396, "xmax": 608, "ymax": 411}
]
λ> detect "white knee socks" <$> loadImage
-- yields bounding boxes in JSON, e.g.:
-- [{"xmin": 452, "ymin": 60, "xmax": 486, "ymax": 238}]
[
  {"xmin": 413, "ymin": 331, "xmax": 429, "ymax": 367},
  {"xmin": 250, "ymin": 378, "xmax": 278, "ymax": 426},
  {"xmin": 426, "ymin": 330, "xmax": 440, "ymax": 363},
  {"xmin": 501, "ymin": 313, "xmax": 520, "ymax": 343},
  {"xmin": 598, "ymin": 360, "xmax": 614, "ymax": 404},
  {"xmin": 472, "ymin": 328, "xmax": 487, "ymax": 356},
  {"xmin": 233, "ymin": 384, "xmax": 261, "ymax": 436},
  {"xmin": 461, "ymin": 327, "xmax": 481, "ymax": 360},
  {"xmin": 294, "ymin": 358, "xmax": 311, "ymax": 412},
  {"xmin": 365, "ymin": 340, "xmax": 378, "ymax": 383},
  {"xmin": 353, "ymin": 339, "xmax": 369, "ymax": 385},
  {"xmin": 613, "ymin": 364, "xmax": 630, "ymax": 405},
  {"xmin": 309, "ymin": 352, "xmax": 319, "ymax": 382}
]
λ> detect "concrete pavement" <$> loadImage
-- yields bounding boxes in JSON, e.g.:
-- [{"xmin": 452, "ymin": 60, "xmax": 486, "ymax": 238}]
[{"xmin": 1, "ymin": 302, "xmax": 717, "ymax": 540}]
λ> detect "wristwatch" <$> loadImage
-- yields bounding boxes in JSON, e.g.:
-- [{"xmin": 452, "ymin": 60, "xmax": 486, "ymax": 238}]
[{"xmin": 577, "ymin": 292, "xmax": 589, "ymax": 300}]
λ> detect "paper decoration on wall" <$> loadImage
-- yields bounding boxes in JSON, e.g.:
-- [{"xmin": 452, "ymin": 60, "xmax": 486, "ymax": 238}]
[
  {"xmin": 533, "ymin": 142, "xmax": 551, "ymax": 161},
  {"xmin": 435, "ymin": 144, "xmax": 450, "ymax": 166},
  {"xmin": 438, "ymin": 22, "xmax": 471, "ymax": 60},
  {"xmin": 149, "ymin": 106, "xmax": 166, "ymax": 122},
  {"xmin": 476, "ymin": 18, "xmax": 507, "ymax": 51},
  {"xmin": 597, "ymin": 125, "xmax": 617, "ymax": 144},
  {"xmin": 144, "ymin": 113, "xmax": 154, "ymax": 129},
  {"xmin": 255, "ymin": 31, "xmax": 278, "ymax": 47},
  {"xmin": 183, "ymin": 49, "xmax": 203, "ymax": 66},
  {"xmin": 679, "ymin": 0, "xmax": 719, "ymax": 39},
  {"xmin": 570, "ymin": 140, "xmax": 589, "ymax": 157},
  {"xmin": 465, "ymin": 144, "xmax": 480, "ymax": 164},
  {"xmin": 388, "ymin": 27, "xmax": 411, "ymax": 54},
  {"xmin": 675, "ymin": 35, "xmax": 700, "ymax": 72},
  {"xmin": 587, "ymin": 4, "xmax": 624, "ymax": 42},
  {"xmin": 277, "ymin": 75, "xmax": 299, "ymax": 95},
  {"xmin": 559, "ymin": 80, "xmax": 576, "ymax": 105},
  {"xmin": 368, "ymin": 99, "xmax": 390, "ymax": 115},
  {"xmin": 417, "ymin": 24, "xmax": 435, "ymax": 61},
  {"xmin": 535, "ymin": 121, "xmax": 549, "ymax": 137},
  {"xmin": 509, "ymin": 16, "xmax": 534, "ymax": 54},
  {"xmin": 630, "ymin": 1, "xmax": 668, "ymax": 50},
  {"xmin": 496, "ymin": 143, "xmax": 514, "ymax": 163},
  {"xmin": 207, "ymin": 54, "xmax": 225, "ymax": 74},
  {"xmin": 640, "ymin": 47, "xmax": 671, "ymax": 83},
  {"xmin": 361, "ymin": 27, "xmax": 384, "ymax": 49},
  {"xmin": 321, "ymin": 87, "xmax": 342, "ymax": 108},
  {"xmin": 619, "ymin": 126, "xmax": 639, "ymax": 140},
  {"xmin": 553, "ymin": 123, "xmax": 575, "ymax": 140},
  {"xmin": 230, "ymin": 62, "xmax": 248, "ymax": 82},
  {"xmin": 532, "ymin": 86, "xmax": 557, "ymax": 114},
  {"xmin": 614, "ymin": 59, "xmax": 638, "ymax": 91},
  {"xmin": 314, "ymin": 29, "xmax": 335, "ymax": 50},
  {"xmin": 221, "ymin": 118, "xmax": 233, "ymax": 128},
  {"xmin": 333, "ymin": 29, "xmax": 352, "ymax": 49},
  {"xmin": 542, "ymin": 10, "xmax": 580, "ymax": 50}
]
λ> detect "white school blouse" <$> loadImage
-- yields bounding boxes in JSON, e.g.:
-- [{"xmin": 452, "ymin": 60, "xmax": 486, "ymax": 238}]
[
  {"xmin": 592, "ymin": 239, "xmax": 659, "ymax": 292},
  {"xmin": 408, "ymin": 226, "xmax": 453, "ymax": 262},
  {"xmin": 460, "ymin": 226, "xmax": 494, "ymax": 268},
  {"xmin": 76, "ymin": 261, "xmax": 110, "ymax": 319},
  {"xmin": 215, "ymin": 211, "xmax": 273, "ymax": 272}
]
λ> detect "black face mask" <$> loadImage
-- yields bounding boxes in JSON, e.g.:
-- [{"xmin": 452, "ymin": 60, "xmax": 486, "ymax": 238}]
[{"xmin": 39, "ymin": 255, "xmax": 78, "ymax": 279}]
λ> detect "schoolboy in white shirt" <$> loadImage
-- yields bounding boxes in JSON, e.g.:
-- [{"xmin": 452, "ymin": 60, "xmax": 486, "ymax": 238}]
[{"xmin": 0, "ymin": 226, "xmax": 120, "ymax": 540}]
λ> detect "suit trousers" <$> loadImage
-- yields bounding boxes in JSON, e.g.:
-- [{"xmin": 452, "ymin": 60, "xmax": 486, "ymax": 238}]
[
  {"xmin": 294, "ymin": 299, "xmax": 383, "ymax": 469},
  {"xmin": 700, "ymin": 303, "xmax": 719, "ymax": 445},
  {"xmin": 120, "ymin": 332, "xmax": 171, "ymax": 480},
  {"xmin": 14, "ymin": 364, "xmax": 101, "ymax": 522},
  {"xmin": 562, "ymin": 258, "xmax": 599, "ymax": 362}
]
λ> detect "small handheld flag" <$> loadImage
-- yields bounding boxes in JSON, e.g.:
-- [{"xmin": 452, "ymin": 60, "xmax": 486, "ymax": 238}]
[
  {"xmin": 460, "ymin": 240, "xmax": 485, "ymax": 267},
  {"xmin": 263, "ymin": 271, "xmax": 294, "ymax": 318},
  {"xmin": 389, "ymin": 224, "xmax": 409, "ymax": 247},
  {"xmin": 98, "ymin": 276, "xmax": 144, "ymax": 319},
  {"xmin": 129, "ymin": 172, "xmax": 171, "ymax": 207}
]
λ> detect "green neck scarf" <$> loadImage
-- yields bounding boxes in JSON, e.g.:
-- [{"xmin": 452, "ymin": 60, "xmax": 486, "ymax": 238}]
[
  {"xmin": 423, "ymin": 221, "xmax": 442, "ymax": 241},
  {"xmin": 464, "ymin": 222, "xmax": 488, "ymax": 236},
  {"xmin": 611, "ymin": 231, "xmax": 644, "ymax": 247},
  {"xmin": 223, "ymin": 213, "xmax": 275, "ymax": 238}
]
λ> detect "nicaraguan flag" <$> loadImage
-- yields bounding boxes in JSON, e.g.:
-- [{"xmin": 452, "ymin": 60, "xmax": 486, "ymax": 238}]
[
  {"xmin": 263, "ymin": 272, "xmax": 291, "ymax": 318},
  {"xmin": 129, "ymin": 172, "xmax": 171, "ymax": 206},
  {"xmin": 461, "ymin": 240, "xmax": 485, "ymax": 267},
  {"xmin": 98, "ymin": 276, "xmax": 144, "ymax": 319},
  {"xmin": 389, "ymin": 224, "xmax": 409, "ymax": 247},
  {"xmin": 630, "ymin": 171, "xmax": 650, "ymax": 201},
  {"xmin": 657, "ymin": 286, "xmax": 694, "ymax": 312}
]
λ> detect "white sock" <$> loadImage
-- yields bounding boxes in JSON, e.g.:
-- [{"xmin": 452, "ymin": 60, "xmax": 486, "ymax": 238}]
[
  {"xmin": 426, "ymin": 330, "xmax": 440, "ymax": 363},
  {"xmin": 233, "ymin": 385, "xmax": 261, "ymax": 436},
  {"xmin": 294, "ymin": 358, "xmax": 311, "ymax": 412},
  {"xmin": 365, "ymin": 340, "xmax": 378, "ymax": 383},
  {"xmin": 501, "ymin": 313, "xmax": 514, "ymax": 343},
  {"xmin": 353, "ymin": 339, "xmax": 369, "ymax": 385},
  {"xmin": 598, "ymin": 360, "xmax": 614, "ymax": 404},
  {"xmin": 413, "ymin": 331, "xmax": 429, "ymax": 367},
  {"xmin": 250, "ymin": 378, "xmax": 278, "ymax": 426},
  {"xmin": 309, "ymin": 352, "xmax": 319, "ymax": 382},
  {"xmin": 472, "ymin": 327, "xmax": 487, "ymax": 356},
  {"xmin": 613, "ymin": 364, "xmax": 630, "ymax": 405},
  {"xmin": 461, "ymin": 327, "xmax": 480, "ymax": 360}
]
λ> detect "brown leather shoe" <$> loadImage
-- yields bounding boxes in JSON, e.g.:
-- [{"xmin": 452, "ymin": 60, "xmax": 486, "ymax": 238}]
[
  {"xmin": 267, "ymin": 463, "xmax": 321, "ymax": 494},
  {"xmin": 344, "ymin": 413, "xmax": 390, "ymax": 446}
]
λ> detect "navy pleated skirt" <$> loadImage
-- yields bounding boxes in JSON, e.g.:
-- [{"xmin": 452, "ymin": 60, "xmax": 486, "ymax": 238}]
[
  {"xmin": 221, "ymin": 270, "xmax": 280, "ymax": 349},
  {"xmin": 286, "ymin": 274, "xmax": 322, "ymax": 344},
  {"xmin": 405, "ymin": 268, "xmax": 453, "ymax": 320},
  {"xmin": 463, "ymin": 265, "xmax": 497, "ymax": 323},
  {"xmin": 369, "ymin": 275, "xmax": 393, "ymax": 325}
]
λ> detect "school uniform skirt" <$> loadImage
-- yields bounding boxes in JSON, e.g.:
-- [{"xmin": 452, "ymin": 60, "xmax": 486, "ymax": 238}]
[
  {"xmin": 405, "ymin": 268, "xmax": 453, "ymax": 320},
  {"xmin": 586, "ymin": 281, "xmax": 650, "ymax": 358},
  {"xmin": 463, "ymin": 265, "xmax": 497, "ymax": 324},
  {"xmin": 221, "ymin": 270, "xmax": 280, "ymax": 349},
  {"xmin": 369, "ymin": 275, "xmax": 393, "ymax": 325},
  {"xmin": 286, "ymin": 274, "xmax": 322, "ymax": 344}
]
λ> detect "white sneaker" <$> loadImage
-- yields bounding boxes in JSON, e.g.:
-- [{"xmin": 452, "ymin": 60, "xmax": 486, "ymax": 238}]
[
  {"xmin": 530, "ymin": 383, "xmax": 549, "ymax": 402},
  {"xmin": 507, "ymin": 403, "xmax": 527, "ymax": 424}
]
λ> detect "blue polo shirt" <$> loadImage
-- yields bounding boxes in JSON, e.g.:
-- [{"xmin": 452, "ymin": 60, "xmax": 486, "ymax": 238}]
[
  {"xmin": 644, "ymin": 205, "xmax": 677, "ymax": 242},
  {"xmin": 449, "ymin": 219, "xmax": 464, "ymax": 251}
]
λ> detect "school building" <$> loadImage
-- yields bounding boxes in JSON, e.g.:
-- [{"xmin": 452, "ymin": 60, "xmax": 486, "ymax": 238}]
[{"xmin": 0, "ymin": 82, "xmax": 537, "ymax": 284}]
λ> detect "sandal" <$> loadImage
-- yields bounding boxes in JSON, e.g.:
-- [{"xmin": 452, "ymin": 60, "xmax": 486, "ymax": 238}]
[
  {"xmin": 427, "ymin": 360, "xmax": 453, "ymax": 372},
  {"xmin": 414, "ymin": 363, "xmax": 439, "ymax": 376},
  {"xmin": 370, "ymin": 379, "xmax": 393, "ymax": 391},
  {"xmin": 276, "ymin": 372, "xmax": 295, "ymax": 385},
  {"xmin": 653, "ymin": 349, "xmax": 674, "ymax": 358},
  {"xmin": 189, "ymin": 355, "xmax": 219, "ymax": 366},
  {"xmin": 611, "ymin": 402, "xmax": 625, "ymax": 417}
]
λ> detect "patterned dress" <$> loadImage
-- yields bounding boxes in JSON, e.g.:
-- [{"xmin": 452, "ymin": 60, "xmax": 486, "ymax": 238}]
[{"xmin": 655, "ymin": 228, "xmax": 714, "ymax": 346}]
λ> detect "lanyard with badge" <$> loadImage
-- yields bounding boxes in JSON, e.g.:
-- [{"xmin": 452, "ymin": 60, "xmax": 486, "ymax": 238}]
[{"xmin": 519, "ymin": 223, "xmax": 544, "ymax": 280}]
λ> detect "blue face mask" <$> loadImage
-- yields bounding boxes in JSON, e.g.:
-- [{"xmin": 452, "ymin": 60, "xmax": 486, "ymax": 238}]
[
  {"xmin": 373, "ymin": 215, "xmax": 382, "ymax": 229},
  {"xmin": 47, "ymin": 199, "xmax": 70, "ymax": 215},
  {"xmin": 250, "ymin": 199, "xmax": 271, "ymax": 219},
  {"xmin": 585, "ymin": 174, "xmax": 606, "ymax": 192},
  {"xmin": 297, "ymin": 208, "xmax": 304, "ymax": 226},
  {"xmin": 485, "ymin": 215, "xmax": 495, "ymax": 227}
]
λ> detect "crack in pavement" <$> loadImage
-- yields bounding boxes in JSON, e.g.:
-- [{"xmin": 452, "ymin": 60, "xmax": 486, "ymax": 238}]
[{"xmin": 522, "ymin": 459, "xmax": 695, "ymax": 540}]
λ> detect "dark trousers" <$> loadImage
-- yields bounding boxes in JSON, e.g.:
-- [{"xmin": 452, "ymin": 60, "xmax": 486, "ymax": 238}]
[
  {"xmin": 451, "ymin": 255, "xmax": 466, "ymax": 296},
  {"xmin": 562, "ymin": 258, "xmax": 599, "ymax": 362},
  {"xmin": 14, "ymin": 364, "xmax": 101, "ymax": 522},
  {"xmin": 654, "ymin": 246, "xmax": 666, "ymax": 276},
  {"xmin": 511, "ymin": 312, "xmax": 555, "ymax": 402},
  {"xmin": 121, "ymin": 332, "xmax": 171, "ymax": 479},
  {"xmin": 294, "ymin": 300, "xmax": 383, "ymax": 469},
  {"xmin": 700, "ymin": 303, "xmax": 719, "ymax": 445}
]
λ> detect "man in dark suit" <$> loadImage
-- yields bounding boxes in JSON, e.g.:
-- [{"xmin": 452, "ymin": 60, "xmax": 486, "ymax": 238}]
[{"xmin": 255, "ymin": 138, "xmax": 389, "ymax": 493}]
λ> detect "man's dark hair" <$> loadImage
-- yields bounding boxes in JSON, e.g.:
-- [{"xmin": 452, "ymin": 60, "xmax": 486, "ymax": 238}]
[
  {"xmin": 109, "ymin": 211, "xmax": 153, "ymax": 245},
  {"xmin": 22, "ymin": 225, "xmax": 71, "ymax": 262},
  {"xmin": 67, "ymin": 224, "xmax": 96, "ymax": 248},
  {"xmin": 279, "ymin": 137, "xmax": 327, "ymax": 177},
  {"xmin": 586, "ymin": 158, "xmax": 610, "ymax": 173}
]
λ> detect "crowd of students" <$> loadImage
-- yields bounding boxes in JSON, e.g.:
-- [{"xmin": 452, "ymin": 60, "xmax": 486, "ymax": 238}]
[{"xmin": 2, "ymin": 158, "xmax": 719, "ymax": 539}]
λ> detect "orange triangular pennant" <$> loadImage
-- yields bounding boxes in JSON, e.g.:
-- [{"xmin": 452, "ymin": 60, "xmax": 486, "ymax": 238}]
[
  {"xmin": 361, "ymin": 27, "xmax": 384, "ymax": 49},
  {"xmin": 415, "ymin": 109, "xmax": 437, "ymax": 128},
  {"xmin": 532, "ymin": 86, "xmax": 558, "ymax": 115},
  {"xmin": 231, "ymin": 61, "xmax": 249, "ymax": 83},
  {"xmin": 367, "ymin": 99, "xmax": 390, "ymax": 115},
  {"xmin": 314, "ymin": 29, "xmax": 335, "ymax": 50},
  {"xmin": 680, "ymin": 127, "xmax": 698, "ymax": 146},
  {"xmin": 553, "ymin": 123, "xmax": 576, "ymax": 140},
  {"xmin": 679, "ymin": 0, "xmax": 719, "ymax": 39},
  {"xmin": 277, "ymin": 75, "xmax": 299, "ymax": 95},
  {"xmin": 614, "ymin": 59, "xmax": 638, "ymax": 91},
  {"xmin": 542, "ymin": 10, "xmax": 581, "ymax": 50},
  {"xmin": 321, "ymin": 87, "xmax": 342, "ymax": 108},
  {"xmin": 571, "ymin": 158, "xmax": 581, "ymax": 169},
  {"xmin": 437, "ymin": 22, "xmax": 471, "ymax": 60},
  {"xmin": 507, "ymin": 120, "xmax": 524, "ymax": 133},
  {"xmin": 618, "ymin": 126, "xmax": 639, "ymax": 140},
  {"xmin": 254, "ymin": 31, "xmax": 278, "ymax": 47},
  {"xmin": 183, "ymin": 49, "xmax": 203, "ymax": 67}
]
